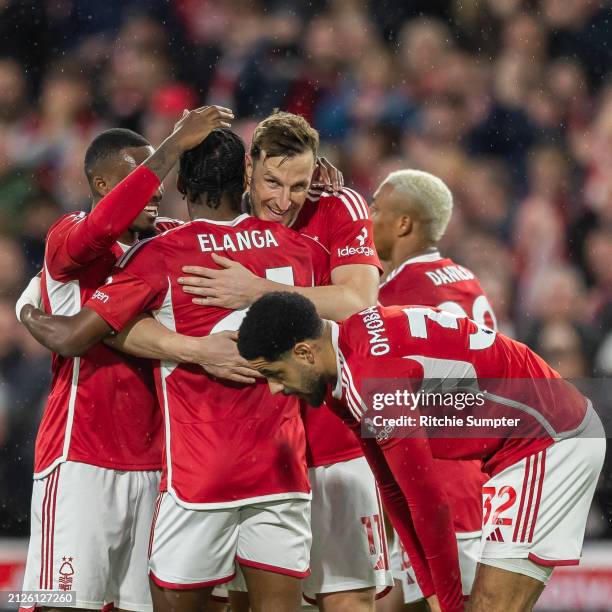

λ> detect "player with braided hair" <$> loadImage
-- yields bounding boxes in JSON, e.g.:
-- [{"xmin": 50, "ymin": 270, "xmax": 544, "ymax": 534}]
[
  {"xmin": 177, "ymin": 111, "xmax": 393, "ymax": 612},
  {"xmin": 178, "ymin": 128, "xmax": 246, "ymax": 212}
]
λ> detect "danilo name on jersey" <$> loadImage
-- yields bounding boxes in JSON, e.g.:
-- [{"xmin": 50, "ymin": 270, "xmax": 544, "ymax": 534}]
[{"xmin": 425, "ymin": 265, "xmax": 475, "ymax": 286}]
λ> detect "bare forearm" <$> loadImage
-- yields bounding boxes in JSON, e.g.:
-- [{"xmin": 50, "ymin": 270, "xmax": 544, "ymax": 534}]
[
  {"xmin": 105, "ymin": 316, "xmax": 200, "ymax": 362},
  {"xmin": 104, "ymin": 316, "xmax": 257, "ymax": 384},
  {"xmin": 143, "ymin": 136, "xmax": 182, "ymax": 182},
  {"xmin": 143, "ymin": 105, "xmax": 234, "ymax": 181},
  {"xmin": 268, "ymin": 283, "xmax": 376, "ymax": 321},
  {"xmin": 254, "ymin": 280, "xmax": 376, "ymax": 321}
]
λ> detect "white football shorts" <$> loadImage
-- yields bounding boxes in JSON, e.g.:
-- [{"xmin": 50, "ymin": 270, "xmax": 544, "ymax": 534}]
[
  {"xmin": 479, "ymin": 408, "xmax": 606, "ymax": 573},
  {"xmin": 302, "ymin": 456, "xmax": 393, "ymax": 601},
  {"xmin": 21, "ymin": 461, "xmax": 160, "ymax": 611},
  {"xmin": 148, "ymin": 492, "xmax": 311, "ymax": 589},
  {"xmin": 220, "ymin": 456, "xmax": 393, "ymax": 603}
]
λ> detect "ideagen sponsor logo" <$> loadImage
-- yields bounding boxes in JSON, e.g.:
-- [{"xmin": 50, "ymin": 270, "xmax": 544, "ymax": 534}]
[
  {"xmin": 337, "ymin": 227, "xmax": 375, "ymax": 257},
  {"xmin": 338, "ymin": 245, "xmax": 375, "ymax": 256}
]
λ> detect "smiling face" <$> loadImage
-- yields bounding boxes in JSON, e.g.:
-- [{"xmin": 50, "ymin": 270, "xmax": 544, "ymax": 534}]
[
  {"xmin": 247, "ymin": 150, "xmax": 315, "ymax": 227},
  {"xmin": 249, "ymin": 344, "xmax": 330, "ymax": 407}
]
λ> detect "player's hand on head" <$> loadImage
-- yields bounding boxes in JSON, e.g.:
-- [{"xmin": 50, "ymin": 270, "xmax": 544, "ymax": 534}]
[
  {"xmin": 196, "ymin": 331, "xmax": 262, "ymax": 384},
  {"xmin": 178, "ymin": 254, "xmax": 260, "ymax": 310},
  {"xmin": 312, "ymin": 156, "xmax": 343, "ymax": 194},
  {"xmin": 170, "ymin": 105, "xmax": 235, "ymax": 152}
]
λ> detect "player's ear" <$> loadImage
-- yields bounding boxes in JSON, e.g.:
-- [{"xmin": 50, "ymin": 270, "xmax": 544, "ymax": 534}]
[
  {"xmin": 92, "ymin": 175, "xmax": 109, "ymax": 198},
  {"xmin": 396, "ymin": 214, "xmax": 413, "ymax": 238},
  {"xmin": 294, "ymin": 342, "xmax": 315, "ymax": 364},
  {"xmin": 245, "ymin": 154, "xmax": 253, "ymax": 186}
]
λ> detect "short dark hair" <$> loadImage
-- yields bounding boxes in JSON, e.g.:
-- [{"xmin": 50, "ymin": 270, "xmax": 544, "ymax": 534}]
[
  {"xmin": 250, "ymin": 111, "xmax": 319, "ymax": 162},
  {"xmin": 84, "ymin": 128, "xmax": 151, "ymax": 187},
  {"xmin": 179, "ymin": 128, "xmax": 245, "ymax": 211},
  {"xmin": 238, "ymin": 292, "xmax": 323, "ymax": 361}
]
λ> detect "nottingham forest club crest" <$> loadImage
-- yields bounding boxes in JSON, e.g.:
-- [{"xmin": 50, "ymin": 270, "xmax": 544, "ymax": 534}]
[{"xmin": 58, "ymin": 556, "xmax": 74, "ymax": 591}]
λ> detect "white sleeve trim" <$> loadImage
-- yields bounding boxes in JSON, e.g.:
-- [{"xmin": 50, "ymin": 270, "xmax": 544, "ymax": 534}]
[{"xmin": 15, "ymin": 275, "xmax": 42, "ymax": 321}]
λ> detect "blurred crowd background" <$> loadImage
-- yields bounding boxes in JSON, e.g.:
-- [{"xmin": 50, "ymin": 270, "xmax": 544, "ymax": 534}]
[{"xmin": 0, "ymin": 0, "xmax": 610, "ymax": 540}]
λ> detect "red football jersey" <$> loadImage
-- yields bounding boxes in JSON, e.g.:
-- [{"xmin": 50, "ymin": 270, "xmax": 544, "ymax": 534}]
[
  {"xmin": 332, "ymin": 304, "xmax": 588, "ymax": 476},
  {"xmin": 328, "ymin": 305, "xmax": 590, "ymax": 610},
  {"xmin": 86, "ymin": 214, "xmax": 323, "ymax": 507},
  {"xmin": 378, "ymin": 250, "xmax": 493, "ymax": 534},
  {"xmin": 35, "ymin": 167, "xmax": 164, "ymax": 477},
  {"xmin": 293, "ymin": 187, "xmax": 382, "ymax": 467},
  {"xmin": 379, "ymin": 250, "xmax": 497, "ymax": 330}
]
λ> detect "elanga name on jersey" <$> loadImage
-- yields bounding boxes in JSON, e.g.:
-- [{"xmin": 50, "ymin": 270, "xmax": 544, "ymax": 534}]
[
  {"xmin": 425, "ymin": 264, "xmax": 475, "ymax": 286},
  {"xmin": 198, "ymin": 228, "xmax": 279, "ymax": 253}
]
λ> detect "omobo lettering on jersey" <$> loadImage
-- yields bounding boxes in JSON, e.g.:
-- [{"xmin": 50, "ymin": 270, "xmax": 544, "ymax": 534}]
[
  {"xmin": 378, "ymin": 250, "xmax": 494, "ymax": 535},
  {"xmin": 86, "ymin": 214, "xmax": 328, "ymax": 508},
  {"xmin": 35, "ymin": 167, "xmax": 164, "ymax": 478},
  {"xmin": 293, "ymin": 187, "xmax": 383, "ymax": 467},
  {"xmin": 331, "ymin": 304, "xmax": 589, "ymax": 476}
]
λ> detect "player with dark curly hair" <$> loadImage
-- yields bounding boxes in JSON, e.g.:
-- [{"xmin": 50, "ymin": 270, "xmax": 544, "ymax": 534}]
[
  {"xmin": 178, "ymin": 128, "xmax": 246, "ymax": 211},
  {"xmin": 236, "ymin": 291, "xmax": 605, "ymax": 612}
]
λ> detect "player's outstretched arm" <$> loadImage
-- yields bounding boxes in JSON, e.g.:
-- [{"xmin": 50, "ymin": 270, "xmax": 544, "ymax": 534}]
[
  {"xmin": 179, "ymin": 256, "xmax": 379, "ymax": 321},
  {"xmin": 64, "ymin": 106, "xmax": 234, "ymax": 267},
  {"xmin": 20, "ymin": 305, "xmax": 112, "ymax": 357},
  {"xmin": 105, "ymin": 315, "xmax": 261, "ymax": 384},
  {"xmin": 270, "ymin": 263, "xmax": 379, "ymax": 320},
  {"xmin": 379, "ymin": 437, "xmax": 464, "ymax": 612},
  {"xmin": 359, "ymin": 437, "xmax": 436, "ymax": 600}
]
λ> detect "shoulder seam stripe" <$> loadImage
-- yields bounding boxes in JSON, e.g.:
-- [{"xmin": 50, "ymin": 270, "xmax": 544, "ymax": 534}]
[
  {"xmin": 343, "ymin": 187, "xmax": 369, "ymax": 219},
  {"xmin": 155, "ymin": 216, "xmax": 184, "ymax": 223},
  {"xmin": 116, "ymin": 236, "xmax": 156, "ymax": 268},
  {"xmin": 338, "ymin": 193, "xmax": 359, "ymax": 222}
]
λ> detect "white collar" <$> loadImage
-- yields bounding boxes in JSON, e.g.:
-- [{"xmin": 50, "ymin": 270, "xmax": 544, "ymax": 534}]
[
  {"xmin": 402, "ymin": 249, "xmax": 442, "ymax": 265},
  {"xmin": 329, "ymin": 321, "xmax": 343, "ymax": 399},
  {"xmin": 192, "ymin": 213, "xmax": 250, "ymax": 226},
  {"xmin": 382, "ymin": 249, "xmax": 442, "ymax": 286}
]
